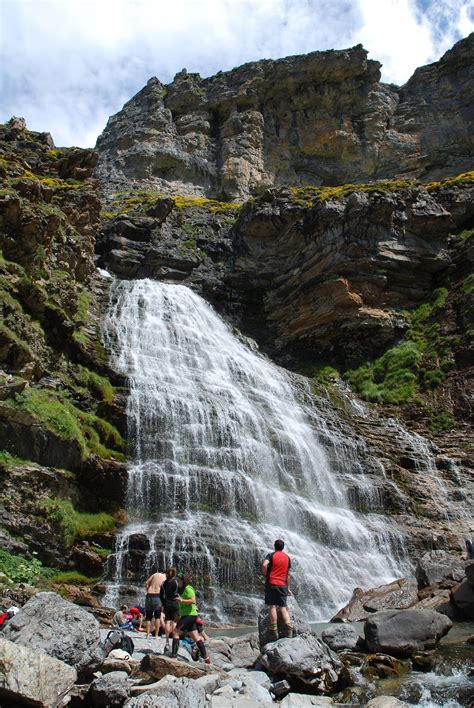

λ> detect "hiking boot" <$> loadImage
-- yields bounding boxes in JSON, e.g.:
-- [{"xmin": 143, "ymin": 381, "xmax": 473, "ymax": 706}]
[
  {"xmin": 204, "ymin": 656, "xmax": 211, "ymax": 664},
  {"xmin": 269, "ymin": 629, "xmax": 279, "ymax": 642},
  {"xmin": 285, "ymin": 624, "xmax": 294, "ymax": 638}
]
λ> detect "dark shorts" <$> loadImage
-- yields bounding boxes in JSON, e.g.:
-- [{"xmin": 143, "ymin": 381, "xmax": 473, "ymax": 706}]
[
  {"xmin": 265, "ymin": 584, "xmax": 288, "ymax": 607},
  {"xmin": 176, "ymin": 614, "xmax": 198, "ymax": 634},
  {"xmin": 145, "ymin": 593, "xmax": 162, "ymax": 621},
  {"xmin": 163, "ymin": 602, "xmax": 179, "ymax": 622}
]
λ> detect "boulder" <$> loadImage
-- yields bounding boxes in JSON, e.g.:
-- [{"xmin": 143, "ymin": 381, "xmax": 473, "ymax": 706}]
[
  {"xmin": 364, "ymin": 609, "xmax": 452, "ymax": 658},
  {"xmin": 0, "ymin": 637, "xmax": 77, "ymax": 708},
  {"xmin": 260, "ymin": 632, "xmax": 350, "ymax": 694},
  {"xmin": 3, "ymin": 591, "xmax": 103, "ymax": 676},
  {"xmin": 279, "ymin": 696, "xmax": 333, "ymax": 706},
  {"xmin": 365, "ymin": 698, "xmax": 409, "ymax": 708},
  {"xmin": 321, "ymin": 624, "xmax": 362, "ymax": 652},
  {"xmin": 451, "ymin": 579, "xmax": 474, "ymax": 619},
  {"xmin": 206, "ymin": 632, "xmax": 260, "ymax": 669},
  {"xmin": 258, "ymin": 595, "xmax": 311, "ymax": 648},
  {"xmin": 331, "ymin": 579, "xmax": 418, "ymax": 622},
  {"xmin": 140, "ymin": 653, "xmax": 208, "ymax": 681},
  {"xmin": 89, "ymin": 670, "xmax": 131, "ymax": 707},
  {"xmin": 416, "ymin": 550, "xmax": 467, "ymax": 589},
  {"xmin": 124, "ymin": 675, "xmax": 207, "ymax": 707}
]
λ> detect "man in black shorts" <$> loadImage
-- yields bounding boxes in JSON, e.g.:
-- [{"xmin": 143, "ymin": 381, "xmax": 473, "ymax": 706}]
[
  {"xmin": 144, "ymin": 569, "xmax": 166, "ymax": 639},
  {"xmin": 262, "ymin": 539, "xmax": 293, "ymax": 640}
]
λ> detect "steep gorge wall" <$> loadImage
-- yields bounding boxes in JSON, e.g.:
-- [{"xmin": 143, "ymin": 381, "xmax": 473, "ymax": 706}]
[{"xmin": 95, "ymin": 35, "xmax": 473, "ymax": 200}]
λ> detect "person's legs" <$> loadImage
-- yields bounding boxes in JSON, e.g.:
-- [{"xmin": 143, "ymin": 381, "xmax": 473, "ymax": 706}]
[
  {"xmin": 277, "ymin": 597, "xmax": 293, "ymax": 637},
  {"xmin": 188, "ymin": 629, "xmax": 210, "ymax": 663}
]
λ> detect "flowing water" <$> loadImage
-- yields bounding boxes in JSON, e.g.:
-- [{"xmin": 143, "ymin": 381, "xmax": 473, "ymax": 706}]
[{"xmin": 102, "ymin": 278, "xmax": 409, "ymax": 621}]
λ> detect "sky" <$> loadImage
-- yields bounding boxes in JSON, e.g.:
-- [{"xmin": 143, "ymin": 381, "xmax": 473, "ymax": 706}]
[{"xmin": 0, "ymin": 0, "xmax": 473, "ymax": 148}]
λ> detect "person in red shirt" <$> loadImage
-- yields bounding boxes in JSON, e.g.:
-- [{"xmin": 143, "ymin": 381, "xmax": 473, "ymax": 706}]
[{"xmin": 262, "ymin": 539, "xmax": 294, "ymax": 640}]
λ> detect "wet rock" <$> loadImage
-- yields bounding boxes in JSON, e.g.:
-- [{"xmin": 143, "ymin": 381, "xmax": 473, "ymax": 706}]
[
  {"xmin": 258, "ymin": 595, "xmax": 311, "ymax": 648},
  {"xmin": 260, "ymin": 632, "xmax": 350, "ymax": 694},
  {"xmin": 321, "ymin": 623, "xmax": 362, "ymax": 651},
  {"xmin": 466, "ymin": 562, "xmax": 474, "ymax": 587},
  {"xmin": 451, "ymin": 579, "xmax": 474, "ymax": 619},
  {"xmin": 364, "ymin": 608, "xmax": 452, "ymax": 658},
  {"xmin": 331, "ymin": 578, "xmax": 418, "ymax": 622},
  {"xmin": 3, "ymin": 591, "xmax": 104, "ymax": 676},
  {"xmin": 360, "ymin": 653, "xmax": 409, "ymax": 679},
  {"xmin": 89, "ymin": 670, "xmax": 131, "ymax": 706},
  {"xmin": 416, "ymin": 550, "xmax": 467, "ymax": 589},
  {"xmin": 72, "ymin": 545, "xmax": 105, "ymax": 577},
  {"xmin": 365, "ymin": 698, "xmax": 409, "ymax": 708},
  {"xmin": 279, "ymin": 696, "xmax": 333, "ymax": 706},
  {"xmin": 411, "ymin": 650, "xmax": 437, "ymax": 672},
  {"xmin": 0, "ymin": 637, "xmax": 77, "ymax": 708}
]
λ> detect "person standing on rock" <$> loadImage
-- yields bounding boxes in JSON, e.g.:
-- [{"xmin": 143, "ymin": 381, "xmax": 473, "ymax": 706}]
[
  {"xmin": 171, "ymin": 572, "xmax": 211, "ymax": 664},
  {"xmin": 144, "ymin": 569, "xmax": 166, "ymax": 640},
  {"xmin": 262, "ymin": 539, "xmax": 294, "ymax": 640},
  {"xmin": 160, "ymin": 566, "xmax": 180, "ymax": 652}
]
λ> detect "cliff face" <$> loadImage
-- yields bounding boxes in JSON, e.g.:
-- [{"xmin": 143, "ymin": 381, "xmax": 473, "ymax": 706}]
[
  {"xmin": 0, "ymin": 119, "xmax": 126, "ymax": 583},
  {"xmin": 95, "ymin": 35, "xmax": 473, "ymax": 200}
]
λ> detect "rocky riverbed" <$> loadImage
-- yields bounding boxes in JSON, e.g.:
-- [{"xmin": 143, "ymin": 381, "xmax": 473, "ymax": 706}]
[{"xmin": 1, "ymin": 557, "xmax": 473, "ymax": 707}]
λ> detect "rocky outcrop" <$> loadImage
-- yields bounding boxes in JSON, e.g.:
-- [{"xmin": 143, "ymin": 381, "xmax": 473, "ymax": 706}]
[
  {"xmin": 0, "ymin": 637, "xmax": 77, "ymax": 708},
  {"xmin": 95, "ymin": 36, "xmax": 474, "ymax": 201},
  {"xmin": 330, "ymin": 579, "xmax": 419, "ymax": 622},
  {"xmin": 258, "ymin": 595, "xmax": 311, "ymax": 648},
  {"xmin": 3, "ymin": 591, "xmax": 104, "ymax": 677}
]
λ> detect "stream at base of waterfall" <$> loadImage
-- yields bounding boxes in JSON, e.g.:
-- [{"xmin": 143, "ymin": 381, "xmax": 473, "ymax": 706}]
[{"xmin": 102, "ymin": 278, "xmax": 411, "ymax": 622}]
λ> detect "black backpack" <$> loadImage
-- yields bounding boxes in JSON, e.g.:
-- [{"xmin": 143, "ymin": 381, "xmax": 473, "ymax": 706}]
[{"xmin": 104, "ymin": 629, "xmax": 135, "ymax": 656}]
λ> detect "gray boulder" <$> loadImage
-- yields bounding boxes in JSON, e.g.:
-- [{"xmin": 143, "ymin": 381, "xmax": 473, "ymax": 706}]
[
  {"xmin": 364, "ymin": 609, "xmax": 452, "ymax": 658},
  {"xmin": 321, "ymin": 624, "xmax": 361, "ymax": 652},
  {"xmin": 260, "ymin": 632, "xmax": 350, "ymax": 694},
  {"xmin": 124, "ymin": 676, "xmax": 207, "ymax": 708},
  {"xmin": 365, "ymin": 698, "xmax": 409, "ymax": 707},
  {"xmin": 258, "ymin": 595, "xmax": 311, "ymax": 648},
  {"xmin": 279, "ymin": 696, "xmax": 333, "ymax": 706},
  {"xmin": 0, "ymin": 637, "xmax": 77, "ymax": 708},
  {"xmin": 207, "ymin": 632, "xmax": 260, "ymax": 669},
  {"xmin": 451, "ymin": 579, "xmax": 474, "ymax": 619},
  {"xmin": 465, "ymin": 562, "xmax": 474, "ymax": 587},
  {"xmin": 416, "ymin": 550, "xmax": 467, "ymax": 589},
  {"xmin": 3, "ymin": 591, "xmax": 103, "ymax": 676},
  {"xmin": 331, "ymin": 579, "xmax": 418, "ymax": 622},
  {"xmin": 89, "ymin": 670, "xmax": 131, "ymax": 706}
]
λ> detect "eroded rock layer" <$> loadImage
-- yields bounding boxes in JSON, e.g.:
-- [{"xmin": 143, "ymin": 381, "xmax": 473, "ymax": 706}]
[{"xmin": 95, "ymin": 35, "xmax": 473, "ymax": 200}]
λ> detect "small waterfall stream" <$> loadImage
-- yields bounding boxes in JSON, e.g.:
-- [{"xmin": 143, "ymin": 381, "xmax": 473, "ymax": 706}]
[{"xmin": 102, "ymin": 279, "xmax": 408, "ymax": 621}]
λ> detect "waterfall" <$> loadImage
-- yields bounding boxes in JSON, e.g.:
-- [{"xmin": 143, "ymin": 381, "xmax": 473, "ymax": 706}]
[{"xmin": 102, "ymin": 278, "xmax": 408, "ymax": 621}]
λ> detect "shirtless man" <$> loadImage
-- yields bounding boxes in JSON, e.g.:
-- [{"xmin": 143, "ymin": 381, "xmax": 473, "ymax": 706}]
[{"xmin": 145, "ymin": 569, "xmax": 166, "ymax": 639}]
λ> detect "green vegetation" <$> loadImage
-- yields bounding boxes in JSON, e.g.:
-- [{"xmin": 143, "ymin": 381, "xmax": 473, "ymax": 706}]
[
  {"xmin": 10, "ymin": 387, "xmax": 124, "ymax": 460},
  {"xmin": 46, "ymin": 570, "xmax": 100, "ymax": 585},
  {"xmin": 172, "ymin": 195, "xmax": 241, "ymax": 213},
  {"xmin": 0, "ymin": 549, "xmax": 55, "ymax": 584},
  {"xmin": 74, "ymin": 365, "xmax": 115, "ymax": 403},
  {"xmin": 346, "ymin": 288, "xmax": 451, "ymax": 404},
  {"xmin": 0, "ymin": 450, "xmax": 24, "ymax": 467},
  {"xmin": 301, "ymin": 363, "xmax": 340, "ymax": 382},
  {"xmin": 459, "ymin": 227, "xmax": 474, "ymax": 241},
  {"xmin": 39, "ymin": 497, "xmax": 116, "ymax": 546},
  {"xmin": 461, "ymin": 273, "xmax": 474, "ymax": 295}
]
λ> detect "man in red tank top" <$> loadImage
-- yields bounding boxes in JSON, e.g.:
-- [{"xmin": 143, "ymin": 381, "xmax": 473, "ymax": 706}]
[{"xmin": 262, "ymin": 539, "xmax": 294, "ymax": 640}]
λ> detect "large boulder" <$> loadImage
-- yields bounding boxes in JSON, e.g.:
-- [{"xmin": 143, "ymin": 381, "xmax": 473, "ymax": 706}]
[
  {"xmin": 416, "ymin": 550, "xmax": 467, "ymax": 589},
  {"xmin": 260, "ymin": 632, "xmax": 350, "ymax": 694},
  {"xmin": 365, "ymin": 698, "xmax": 409, "ymax": 708},
  {"xmin": 465, "ymin": 562, "xmax": 474, "ymax": 587},
  {"xmin": 3, "ymin": 591, "xmax": 104, "ymax": 676},
  {"xmin": 258, "ymin": 595, "xmax": 311, "ymax": 648},
  {"xmin": 0, "ymin": 637, "xmax": 77, "ymax": 708},
  {"xmin": 124, "ymin": 675, "xmax": 207, "ymax": 707},
  {"xmin": 321, "ymin": 624, "xmax": 362, "ymax": 652},
  {"xmin": 89, "ymin": 670, "xmax": 131, "ymax": 707},
  {"xmin": 331, "ymin": 579, "xmax": 418, "ymax": 622},
  {"xmin": 451, "ymin": 579, "xmax": 474, "ymax": 619},
  {"xmin": 140, "ymin": 654, "xmax": 208, "ymax": 681},
  {"xmin": 364, "ymin": 609, "xmax": 452, "ymax": 658}
]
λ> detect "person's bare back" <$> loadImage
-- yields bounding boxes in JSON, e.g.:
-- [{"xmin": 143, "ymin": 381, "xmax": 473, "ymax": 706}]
[{"xmin": 146, "ymin": 571, "xmax": 166, "ymax": 594}]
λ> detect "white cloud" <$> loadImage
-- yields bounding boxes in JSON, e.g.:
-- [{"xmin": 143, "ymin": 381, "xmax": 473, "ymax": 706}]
[{"xmin": 0, "ymin": 0, "xmax": 472, "ymax": 147}]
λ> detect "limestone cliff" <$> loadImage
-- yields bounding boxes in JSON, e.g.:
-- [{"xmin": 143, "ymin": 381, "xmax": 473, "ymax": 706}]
[{"xmin": 95, "ymin": 35, "xmax": 473, "ymax": 200}]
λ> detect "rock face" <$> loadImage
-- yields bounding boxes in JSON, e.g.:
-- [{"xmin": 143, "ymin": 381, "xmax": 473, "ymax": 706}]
[
  {"xmin": 0, "ymin": 637, "xmax": 77, "ymax": 708},
  {"xmin": 260, "ymin": 633, "xmax": 350, "ymax": 694},
  {"xmin": 321, "ymin": 624, "xmax": 362, "ymax": 652},
  {"xmin": 416, "ymin": 550, "xmax": 467, "ymax": 588},
  {"xmin": 331, "ymin": 579, "xmax": 419, "ymax": 622},
  {"xmin": 95, "ymin": 36, "xmax": 474, "ymax": 200},
  {"xmin": 3, "ymin": 591, "xmax": 104, "ymax": 675},
  {"xmin": 364, "ymin": 608, "xmax": 452, "ymax": 658}
]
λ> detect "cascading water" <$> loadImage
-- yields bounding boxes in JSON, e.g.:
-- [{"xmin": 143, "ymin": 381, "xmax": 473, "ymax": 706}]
[{"xmin": 102, "ymin": 278, "xmax": 408, "ymax": 621}]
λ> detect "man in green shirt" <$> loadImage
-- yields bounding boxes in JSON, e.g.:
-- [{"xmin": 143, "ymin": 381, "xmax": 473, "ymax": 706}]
[{"xmin": 171, "ymin": 573, "xmax": 210, "ymax": 664}]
